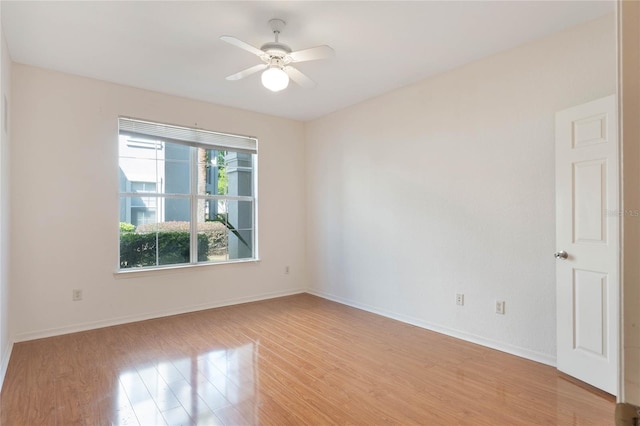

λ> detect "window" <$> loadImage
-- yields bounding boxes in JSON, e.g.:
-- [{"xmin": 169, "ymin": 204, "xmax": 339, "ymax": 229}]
[
  {"xmin": 118, "ymin": 117, "xmax": 257, "ymax": 270},
  {"xmin": 129, "ymin": 182, "xmax": 157, "ymax": 226}
]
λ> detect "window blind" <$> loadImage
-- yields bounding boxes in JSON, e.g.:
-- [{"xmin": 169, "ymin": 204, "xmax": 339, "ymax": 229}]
[{"xmin": 118, "ymin": 117, "xmax": 257, "ymax": 154}]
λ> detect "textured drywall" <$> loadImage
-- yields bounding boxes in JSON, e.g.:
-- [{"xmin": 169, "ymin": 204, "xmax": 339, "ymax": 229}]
[
  {"xmin": 10, "ymin": 64, "xmax": 307, "ymax": 339},
  {"xmin": 305, "ymin": 15, "xmax": 616, "ymax": 363}
]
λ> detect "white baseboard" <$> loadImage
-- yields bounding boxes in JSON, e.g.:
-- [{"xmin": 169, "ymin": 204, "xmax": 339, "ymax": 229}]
[
  {"xmin": 14, "ymin": 288, "xmax": 306, "ymax": 342},
  {"xmin": 307, "ymin": 289, "xmax": 556, "ymax": 367},
  {"xmin": 0, "ymin": 338, "xmax": 13, "ymax": 391},
  {"xmin": 12, "ymin": 287, "xmax": 557, "ymax": 368}
]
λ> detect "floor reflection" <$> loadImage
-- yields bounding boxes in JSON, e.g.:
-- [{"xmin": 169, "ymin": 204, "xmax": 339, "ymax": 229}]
[{"xmin": 114, "ymin": 343, "xmax": 257, "ymax": 425}]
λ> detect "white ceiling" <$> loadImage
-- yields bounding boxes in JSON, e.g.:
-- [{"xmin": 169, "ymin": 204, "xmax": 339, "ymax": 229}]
[{"xmin": 2, "ymin": 1, "xmax": 614, "ymax": 122}]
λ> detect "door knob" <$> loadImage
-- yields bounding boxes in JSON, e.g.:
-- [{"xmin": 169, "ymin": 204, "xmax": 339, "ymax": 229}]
[{"xmin": 554, "ymin": 251, "xmax": 568, "ymax": 259}]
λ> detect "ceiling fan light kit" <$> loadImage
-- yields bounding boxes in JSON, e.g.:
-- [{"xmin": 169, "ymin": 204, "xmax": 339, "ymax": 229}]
[
  {"xmin": 221, "ymin": 18, "xmax": 334, "ymax": 92},
  {"xmin": 261, "ymin": 66, "xmax": 289, "ymax": 92}
]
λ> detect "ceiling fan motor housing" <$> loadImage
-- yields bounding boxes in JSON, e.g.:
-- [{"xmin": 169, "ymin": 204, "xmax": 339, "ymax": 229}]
[
  {"xmin": 260, "ymin": 42, "xmax": 292, "ymax": 58},
  {"xmin": 261, "ymin": 18, "xmax": 291, "ymax": 60},
  {"xmin": 266, "ymin": 57, "xmax": 287, "ymax": 69}
]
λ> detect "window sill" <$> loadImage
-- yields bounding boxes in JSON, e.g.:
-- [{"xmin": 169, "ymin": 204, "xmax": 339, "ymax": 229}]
[{"xmin": 113, "ymin": 258, "xmax": 261, "ymax": 279}]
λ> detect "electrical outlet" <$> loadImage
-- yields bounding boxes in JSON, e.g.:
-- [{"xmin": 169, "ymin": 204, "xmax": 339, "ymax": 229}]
[
  {"xmin": 72, "ymin": 289, "xmax": 83, "ymax": 301},
  {"xmin": 285, "ymin": 266, "xmax": 290, "ymax": 274},
  {"xmin": 495, "ymin": 300, "xmax": 505, "ymax": 315},
  {"xmin": 456, "ymin": 293, "xmax": 464, "ymax": 306}
]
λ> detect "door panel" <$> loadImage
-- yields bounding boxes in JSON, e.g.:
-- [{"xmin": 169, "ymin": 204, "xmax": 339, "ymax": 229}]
[
  {"xmin": 573, "ymin": 269, "xmax": 607, "ymax": 357},
  {"xmin": 572, "ymin": 113, "xmax": 608, "ymax": 148},
  {"xmin": 556, "ymin": 95, "xmax": 618, "ymax": 395},
  {"xmin": 573, "ymin": 160, "xmax": 606, "ymax": 243}
]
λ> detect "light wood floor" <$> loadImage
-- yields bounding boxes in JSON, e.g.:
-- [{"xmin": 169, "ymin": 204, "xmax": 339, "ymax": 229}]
[{"xmin": 1, "ymin": 294, "xmax": 614, "ymax": 425}]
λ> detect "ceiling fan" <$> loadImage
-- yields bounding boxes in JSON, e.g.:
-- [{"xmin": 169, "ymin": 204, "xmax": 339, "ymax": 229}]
[{"xmin": 221, "ymin": 19, "xmax": 335, "ymax": 92}]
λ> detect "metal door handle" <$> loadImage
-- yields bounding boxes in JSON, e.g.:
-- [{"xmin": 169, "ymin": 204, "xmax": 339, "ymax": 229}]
[{"xmin": 554, "ymin": 251, "xmax": 568, "ymax": 259}]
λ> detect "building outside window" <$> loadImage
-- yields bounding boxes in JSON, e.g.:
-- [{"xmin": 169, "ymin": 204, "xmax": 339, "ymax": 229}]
[
  {"xmin": 118, "ymin": 117, "xmax": 257, "ymax": 270},
  {"xmin": 129, "ymin": 181, "xmax": 157, "ymax": 226}
]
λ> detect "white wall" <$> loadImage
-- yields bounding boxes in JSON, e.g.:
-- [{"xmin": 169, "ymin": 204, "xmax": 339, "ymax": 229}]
[
  {"xmin": 305, "ymin": 15, "xmax": 616, "ymax": 364},
  {"xmin": 10, "ymin": 65, "xmax": 307, "ymax": 340},
  {"xmin": 0, "ymin": 7, "xmax": 13, "ymax": 384}
]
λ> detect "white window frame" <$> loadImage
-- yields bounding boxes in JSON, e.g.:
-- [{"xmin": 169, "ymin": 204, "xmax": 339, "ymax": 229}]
[{"xmin": 117, "ymin": 117, "xmax": 259, "ymax": 272}]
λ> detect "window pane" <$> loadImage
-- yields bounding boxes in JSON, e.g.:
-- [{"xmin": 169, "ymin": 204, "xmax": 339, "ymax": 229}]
[
  {"xmin": 120, "ymin": 196, "xmax": 157, "ymax": 269},
  {"xmin": 119, "ymin": 193, "xmax": 157, "ymax": 226},
  {"xmin": 163, "ymin": 136, "xmax": 192, "ymax": 195},
  {"xmin": 197, "ymin": 199, "xmax": 229, "ymax": 263},
  {"xmin": 119, "ymin": 137, "xmax": 192, "ymax": 195},
  {"xmin": 164, "ymin": 141, "xmax": 190, "ymax": 161},
  {"xmin": 119, "ymin": 197, "xmax": 192, "ymax": 268},
  {"xmin": 196, "ymin": 199, "xmax": 253, "ymax": 262},
  {"xmin": 131, "ymin": 181, "xmax": 157, "ymax": 193},
  {"xmin": 222, "ymin": 199, "xmax": 253, "ymax": 260},
  {"xmin": 198, "ymin": 150, "xmax": 252, "ymax": 196},
  {"xmin": 225, "ymin": 152, "xmax": 253, "ymax": 197},
  {"xmin": 119, "ymin": 158, "xmax": 159, "ymax": 192},
  {"xmin": 119, "ymin": 133, "xmax": 162, "ymax": 194},
  {"xmin": 162, "ymin": 159, "xmax": 190, "ymax": 194},
  {"xmin": 158, "ymin": 197, "xmax": 192, "ymax": 266},
  {"xmin": 197, "ymin": 148, "xmax": 227, "ymax": 195}
]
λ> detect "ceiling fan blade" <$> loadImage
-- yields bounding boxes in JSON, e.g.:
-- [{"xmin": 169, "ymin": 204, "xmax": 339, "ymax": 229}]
[
  {"xmin": 220, "ymin": 35, "xmax": 265, "ymax": 57},
  {"xmin": 226, "ymin": 64, "xmax": 268, "ymax": 81},
  {"xmin": 289, "ymin": 45, "xmax": 335, "ymax": 63},
  {"xmin": 284, "ymin": 66, "xmax": 316, "ymax": 88}
]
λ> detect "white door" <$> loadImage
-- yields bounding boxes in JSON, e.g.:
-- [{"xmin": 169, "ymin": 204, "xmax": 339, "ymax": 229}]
[{"xmin": 555, "ymin": 95, "xmax": 618, "ymax": 395}]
